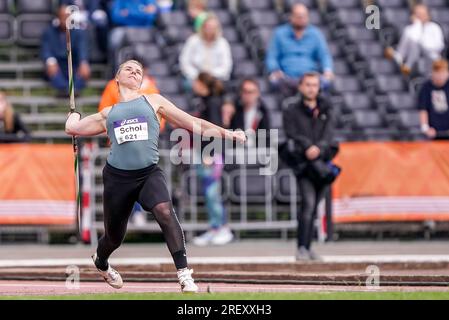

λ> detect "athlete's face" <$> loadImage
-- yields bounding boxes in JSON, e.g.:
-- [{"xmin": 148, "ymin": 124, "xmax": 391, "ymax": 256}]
[{"xmin": 116, "ymin": 62, "xmax": 143, "ymax": 90}]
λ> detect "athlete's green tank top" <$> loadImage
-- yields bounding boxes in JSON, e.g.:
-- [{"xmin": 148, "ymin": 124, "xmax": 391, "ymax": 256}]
[{"xmin": 106, "ymin": 96, "xmax": 160, "ymax": 170}]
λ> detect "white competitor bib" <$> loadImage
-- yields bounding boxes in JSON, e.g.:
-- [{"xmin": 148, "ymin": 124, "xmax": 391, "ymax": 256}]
[{"xmin": 113, "ymin": 116, "xmax": 149, "ymax": 144}]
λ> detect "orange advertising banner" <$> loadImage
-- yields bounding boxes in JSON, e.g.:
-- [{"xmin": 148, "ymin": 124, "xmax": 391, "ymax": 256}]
[
  {"xmin": 0, "ymin": 144, "xmax": 76, "ymax": 225},
  {"xmin": 332, "ymin": 142, "xmax": 449, "ymax": 223}
]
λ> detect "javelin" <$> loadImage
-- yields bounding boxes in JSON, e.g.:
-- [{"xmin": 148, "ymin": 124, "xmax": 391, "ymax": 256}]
[{"xmin": 66, "ymin": 22, "xmax": 81, "ymax": 240}]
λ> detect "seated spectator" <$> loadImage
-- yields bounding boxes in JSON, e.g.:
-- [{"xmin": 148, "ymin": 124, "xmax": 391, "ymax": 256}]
[
  {"xmin": 222, "ymin": 78, "xmax": 270, "ymax": 148},
  {"xmin": 180, "ymin": 13, "xmax": 233, "ymax": 90},
  {"xmin": 41, "ymin": 4, "xmax": 91, "ymax": 96},
  {"xmin": 59, "ymin": 0, "xmax": 109, "ymax": 55},
  {"xmin": 0, "ymin": 92, "xmax": 31, "ymax": 143},
  {"xmin": 98, "ymin": 58, "xmax": 166, "ymax": 131},
  {"xmin": 108, "ymin": 0, "xmax": 159, "ymax": 73},
  {"xmin": 385, "ymin": 4, "xmax": 445, "ymax": 76},
  {"xmin": 187, "ymin": 0, "xmax": 208, "ymax": 32},
  {"xmin": 419, "ymin": 59, "xmax": 449, "ymax": 139},
  {"xmin": 192, "ymin": 72, "xmax": 226, "ymax": 125},
  {"xmin": 190, "ymin": 72, "xmax": 233, "ymax": 246},
  {"xmin": 266, "ymin": 4, "xmax": 334, "ymax": 98}
]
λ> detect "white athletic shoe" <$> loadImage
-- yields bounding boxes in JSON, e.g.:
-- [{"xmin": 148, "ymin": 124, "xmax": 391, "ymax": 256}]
[
  {"xmin": 210, "ymin": 227, "xmax": 234, "ymax": 245},
  {"xmin": 177, "ymin": 268, "xmax": 199, "ymax": 293},
  {"xmin": 91, "ymin": 253, "xmax": 123, "ymax": 289},
  {"xmin": 192, "ymin": 229, "xmax": 216, "ymax": 246}
]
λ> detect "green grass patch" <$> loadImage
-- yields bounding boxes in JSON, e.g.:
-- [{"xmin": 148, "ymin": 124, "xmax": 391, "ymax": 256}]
[{"xmin": 2, "ymin": 291, "xmax": 449, "ymax": 300}]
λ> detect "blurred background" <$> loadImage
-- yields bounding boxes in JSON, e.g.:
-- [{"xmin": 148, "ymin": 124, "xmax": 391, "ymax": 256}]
[{"xmin": 0, "ymin": 0, "xmax": 449, "ymax": 251}]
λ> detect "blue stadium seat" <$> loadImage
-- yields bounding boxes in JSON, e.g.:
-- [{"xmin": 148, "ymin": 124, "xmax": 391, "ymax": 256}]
[
  {"xmin": 229, "ymin": 169, "xmax": 272, "ymax": 204},
  {"xmin": 352, "ymin": 110, "xmax": 385, "ymax": 130},
  {"xmin": 148, "ymin": 61, "xmax": 170, "ymax": 77},
  {"xmin": 223, "ymin": 27, "xmax": 240, "ymax": 43},
  {"xmin": 376, "ymin": 0, "xmax": 408, "ymax": 8},
  {"xmin": 430, "ymin": 8, "xmax": 449, "ymax": 24},
  {"xmin": 334, "ymin": 59, "xmax": 351, "ymax": 75},
  {"xmin": 342, "ymin": 93, "xmax": 373, "ymax": 112},
  {"xmin": 383, "ymin": 8, "xmax": 410, "ymax": 30},
  {"xmin": 335, "ymin": 8, "xmax": 366, "ymax": 26},
  {"xmin": 17, "ymin": 0, "xmax": 54, "ymax": 13},
  {"xmin": 375, "ymin": 75, "xmax": 406, "ymax": 93},
  {"xmin": 328, "ymin": 0, "xmax": 360, "ymax": 9},
  {"xmin": 285, "ymin": 0, "xmax": 317, "ymax": 11},
  {"xmin": 247, "ymin": 11, "xmax": 280, "ymax": 28},
  {"xmin": 367, "ymin": 59, "xmax": 398, "ymax": 75},
  {"xmin": 0, "ymin": 0, "xmax": 9, "ymax": 13},
  {"xmin": 232, "ymin": 60, "xmax": 259, "ymax": 78},
  {"xmin": 124, "ymin": 28, "xmax": 155, "ymax": 45},
  {"xmin": 0, "ymin": 14, "xmax": 14, "ymax": 44},
  {"xmin": 240, "ymin": 0, "xmax": 274, "ymax": 12},
  {"xmin": 16, "ymin": 14, "xmax": 52, "ymax": 46},
  {"xmin": 164, "ymin": 26, "xmax": 193, "ymax": 44},
  {"xmin": 215, "ymin": 9, "xmax": 233, "ymax": 26},
  {"xmin": 207, "ymin": 0, "xmax": 224, "ymax": 9},
  {"xmin": 262, "ymin": 95, "xmax": 280, "ymax": 111},
  {"xmin": 231, "ymin": 44, "xmax": 249, "ymax": 61},
  {"xmin": 386, "ymin": 92, "xmax": 416, "ymax": 112},
  {"xmin": 154, "ymin": 77, "xmax": 180, "ymax": 95},
  {"xmin": 345, "ymin": 25, "xmax": 377, "ymax": 42},
  {"xmin": 421, "ymin": 0, "xmax": 447, "ymax": 7},
  {"xmin": 158, "ymin": 10, "xmax": 188, "ymax": 28},
  {"xmin": 333, "ymin": 76, "xmax": 362, "ymax": 93}
]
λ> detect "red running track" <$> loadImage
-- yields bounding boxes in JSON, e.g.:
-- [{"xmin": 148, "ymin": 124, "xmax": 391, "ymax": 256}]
[{"xmin": 1, "ymin": 281, "xmax": 449, "ymax": 296}]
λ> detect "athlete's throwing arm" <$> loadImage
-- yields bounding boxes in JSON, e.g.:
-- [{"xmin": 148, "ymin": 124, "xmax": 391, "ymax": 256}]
[{"xmin": 65, "ymin": 94, "xmax": 247, "ymax": 144}]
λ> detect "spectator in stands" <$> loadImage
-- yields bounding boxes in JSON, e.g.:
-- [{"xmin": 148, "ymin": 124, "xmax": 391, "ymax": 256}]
[
  {"xmin": 266, "ymin": 4, "xmax": 334, "ymax": 97},
  {"xmin": 41, "ymin": 4, "xmax": 91, "ymax": 96},
  {"xmin": 59, "ymin": 0, "xmax": 109, "ymax": 55},
  {"xmin": 385, "ymin": 4, "xmax": 445, "ymax": 76},
  {"xmin": 187, "ymin": 0, "xmax": 208, "ymax": 32},
  {"xmin": 191, "ymin": 72, "xmax": 233, "ymax": 246},
  {"xmin": 180, "ymin": 13, "xmax": 233, "ymax": 90},
  {"xmin": 282, "ymin": 72, "xmax": 339, "ymax": 261},
  {"xmin": 419, "ymin": 59, "xmax": 449, "ymax": 139},
  {"xmin": 0, "ymin": 92, "xmax": 31, "ymax": 143},
  {"xmin": 222, "ymin": 78, "xmax": 271, "ymax": 148},
  {"xmin": 108, "ymin": 0, "xmax": 159, "ymax": 73}
]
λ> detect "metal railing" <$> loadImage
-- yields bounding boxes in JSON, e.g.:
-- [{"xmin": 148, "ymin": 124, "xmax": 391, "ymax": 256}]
[{"xmin": 83, "ymin": 140, "xmax": 332, "ymax": 245}]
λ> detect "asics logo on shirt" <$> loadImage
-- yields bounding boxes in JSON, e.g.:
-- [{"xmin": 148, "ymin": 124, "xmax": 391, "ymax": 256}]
[{"xmin": 121, "ymin": 118, "xmax": 139, "ymax": 126}]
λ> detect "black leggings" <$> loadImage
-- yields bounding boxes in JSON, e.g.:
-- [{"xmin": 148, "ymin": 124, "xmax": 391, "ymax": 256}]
[
  {"xmin": 96, "ymin": 163, "xmax": 187, "ymax": 270},
  {"xmin": 296, "ymin": 177, "xmax": 326, "ymax": 250}
]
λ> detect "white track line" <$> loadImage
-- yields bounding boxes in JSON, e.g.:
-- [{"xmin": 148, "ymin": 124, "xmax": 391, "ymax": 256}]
[{"xmin": 2, "ymin": 255, "xmax": 449, "ymax": 267}]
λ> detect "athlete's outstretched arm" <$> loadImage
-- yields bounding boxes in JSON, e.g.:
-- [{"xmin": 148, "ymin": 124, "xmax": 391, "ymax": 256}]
[
  {"xmin": 65, "ymin": 108, "xmax": 109, "ymax": 136},
  {"xmin": 150, "ymin": 94, "xmax": 246, "ymax": 143}
]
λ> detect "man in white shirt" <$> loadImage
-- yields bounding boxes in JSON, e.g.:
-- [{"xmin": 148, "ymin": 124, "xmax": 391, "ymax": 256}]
[{"xmin": 385, "ymin": 4, "xmax": 445, "ymax": 76}]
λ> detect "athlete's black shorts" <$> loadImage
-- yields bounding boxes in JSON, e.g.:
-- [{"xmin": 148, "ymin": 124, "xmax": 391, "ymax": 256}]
[{"xmin": 102, "ymin": 162, "xmax": 172, "ymax": 216}]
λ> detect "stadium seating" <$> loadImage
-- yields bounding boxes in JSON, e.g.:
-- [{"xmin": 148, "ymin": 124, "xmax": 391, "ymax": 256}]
[{"xmin": 0, "ymin": 0, "xmax": 445, "ymax": 148}]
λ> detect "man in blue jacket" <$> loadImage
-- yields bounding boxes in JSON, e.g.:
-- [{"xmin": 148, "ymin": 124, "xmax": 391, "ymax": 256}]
[
  {"xmin": 108, "ymin": 0, "xmax": 160, "ymax": 73},
  {"xmin": 266, "ymin": 4, "xmax": 334, "ymax": 97},
  {"xmin": 41, "ymin": 4, "xmax": 91, "ymax": 96}
]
